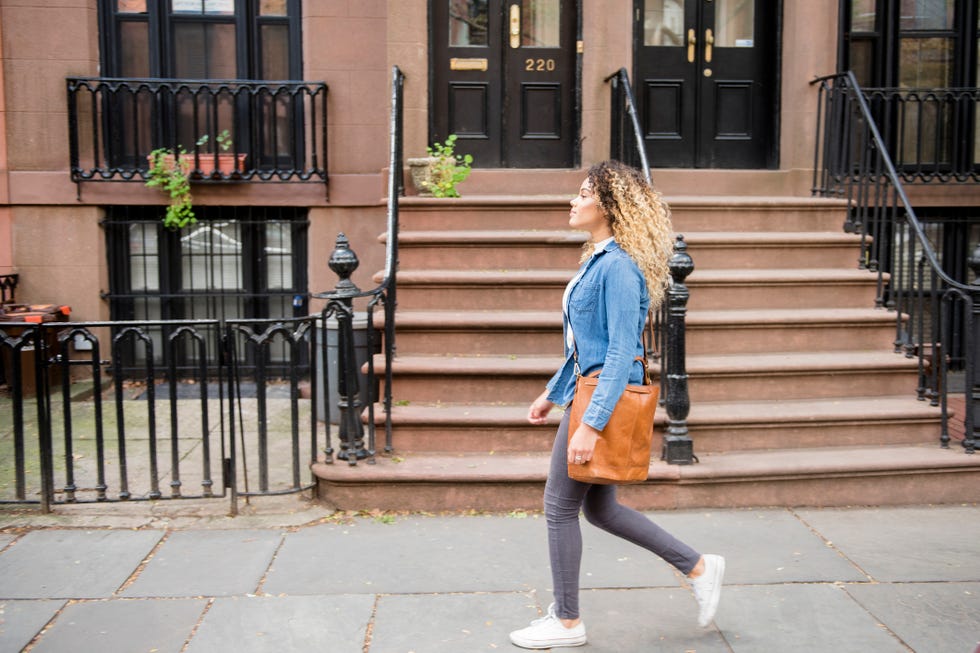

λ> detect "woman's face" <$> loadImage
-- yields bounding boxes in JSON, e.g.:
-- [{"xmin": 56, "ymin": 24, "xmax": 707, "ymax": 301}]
[{"xmin": 569, "ymin": 178, "xmax": 612, "ymax": 239}]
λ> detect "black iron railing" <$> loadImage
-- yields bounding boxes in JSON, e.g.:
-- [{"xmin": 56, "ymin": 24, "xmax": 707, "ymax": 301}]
[
  {"xmin": 813, "ymin": 71, "xmax": 978, "ymax": 454},
  {"xmin": 857, "ymin": 86, "xmax": 980, "ymax": 183},
  {"xmin": 606, "ymin": 68, "xmax": 694, "ymax": 464},
  {"xmin": 67, "ymin": 77, "xmax": 328, "ymax": 184},
  {"xmin": 309, "ymin": 65, "xmax": 404, "ymax": 461},
  {"xmin": 606, "ymin": 68, "xmax": 652, "ymax": 182}
]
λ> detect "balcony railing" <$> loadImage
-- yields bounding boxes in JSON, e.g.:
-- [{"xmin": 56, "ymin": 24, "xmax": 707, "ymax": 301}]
[
  {"xmin": 858, "ymin": 86, "xmax": 980, "ymax": 183},
  {"xmin": 67, "ymin": 77, "xmax": 328, "ymax": 184}
]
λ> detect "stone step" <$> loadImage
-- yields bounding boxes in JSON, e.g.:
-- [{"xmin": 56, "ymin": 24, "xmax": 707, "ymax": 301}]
[
  {"xmin": 312, "ymin": 444, "xmax": 980, "ymax": 511},
  {"xmin": 389, "ymin": 268, "xmax": 879, "ymax": 311},
  {"xmin": 367, "ymin": 395, "xmax": 942, "ymax": 454},
  {"xmin": 397, "ymin": 196, "xmax": 849, "ymax": 233},
  {"xmin": 385, "ymin": 308, "xmax": 898, "ymax": 355},
  {"xmin": 686, "ymin": 268, "xmax": 880, "ymax": 310},
  {"xmin": 375, "ymin": 350, "xmax": 919, "ymax": 404},
  {"xmin": 684, "ymin": 351, "xmax": 920, "ymax": 402},
  {"xmin": 390, "ymin": 230, "xmax": 863, "ymax": 271}
]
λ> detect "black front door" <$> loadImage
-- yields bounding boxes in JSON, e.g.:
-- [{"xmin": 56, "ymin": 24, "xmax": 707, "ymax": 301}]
[
  {"xmin": 634, "ymin": 0, "xmax": 778, "ymax": 168},
  {"xmin": 432, "ymin": 1, "xmax": 578, "ymax": 168}
]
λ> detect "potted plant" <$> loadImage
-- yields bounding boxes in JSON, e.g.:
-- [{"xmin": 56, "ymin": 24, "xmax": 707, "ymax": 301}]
[
  {"xmin": 407, "ymin": 134, "xmax": 473, "ymax": 197},
  {"xmin": 146, "ymin": 147, "xmax": 195, "ymax": 230},
  {"xmin": 187, "ymin": 129, "xmax": 246, "ymax": 178}
]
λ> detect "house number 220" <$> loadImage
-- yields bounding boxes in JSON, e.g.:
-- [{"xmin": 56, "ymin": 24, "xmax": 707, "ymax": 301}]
[{"xmin": 525, "ymin": 58, "xmax": 556, "ymax": 72}]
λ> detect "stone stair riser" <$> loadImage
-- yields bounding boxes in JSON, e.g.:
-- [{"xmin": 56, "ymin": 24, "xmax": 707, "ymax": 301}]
[
  {"xmin": 390, "ymin": 322, "xmax": 897, "ymax": 355},
  {"xmin": 687, "ymin": 283, "xmax": 878, "ymax": 310},
  {"xmin": 397, "ymin": 245, "xmax": 583, "ymax": 270},
  {"xmin": 687, "ymin": 246, "xmax": 861, "ymax": 270},
  {"xmin": 687, "ymin": 369, "xmax": 919, "ymax": 402},
  {"xmin": 394, "ymin": 285, "xmax": 567, "ymax": 310},
  {"xmin": 316, "ymin": 468, "xmax": 980, "ymax": 512}
]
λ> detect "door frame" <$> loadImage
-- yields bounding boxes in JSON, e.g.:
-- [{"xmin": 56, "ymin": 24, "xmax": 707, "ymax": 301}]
[{"xmin": 427, "ymin": 0, "xmax": 583, "ymax": 169}]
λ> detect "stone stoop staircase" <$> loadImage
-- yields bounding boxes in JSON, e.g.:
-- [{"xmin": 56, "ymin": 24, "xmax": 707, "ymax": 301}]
[{"xmin": 313, "ymin": 171, "xmax": 980, "ymax": 511}]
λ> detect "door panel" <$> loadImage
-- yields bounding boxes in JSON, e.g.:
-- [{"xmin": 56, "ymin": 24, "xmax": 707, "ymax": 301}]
[
  {"xmin": 636, "ymin": 0, "xmax": 777, "ymax": 168},
  {"xmin": 433, "ymin": 1, "xmax": 577, "ymax": 168}
]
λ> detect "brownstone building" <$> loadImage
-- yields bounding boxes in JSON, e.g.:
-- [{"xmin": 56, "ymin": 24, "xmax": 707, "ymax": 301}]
[{"xmin": 2, "ymin": 1, "xmax": 979, "ymax": 510}]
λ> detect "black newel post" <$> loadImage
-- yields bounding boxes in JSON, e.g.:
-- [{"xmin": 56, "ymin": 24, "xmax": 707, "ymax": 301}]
[
  {"xmin": 662, "ymin": 234, "xmax": 695, "ymax": 464},
  {"xmin": 328, "ymin": 233, "xmax": 370, "ymax": 464},
  {"xmin": 964, "ymin": 245, "xmax": 980, "ymax": 454}
]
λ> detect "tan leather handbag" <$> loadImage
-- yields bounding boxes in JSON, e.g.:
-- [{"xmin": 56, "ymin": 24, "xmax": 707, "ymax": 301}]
[{"xmin": 567, "ymin": 356, "xmax": 658, "ymax": 484}]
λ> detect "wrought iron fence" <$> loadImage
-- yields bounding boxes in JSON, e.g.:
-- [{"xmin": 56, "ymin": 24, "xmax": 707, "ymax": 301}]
[
  {"xmin": 812, "ymin": 71, "xmax": 978, "ymax": 454},
  {"xmin": 859, "ymin": 86, "xmax": 980, "ymax": 183},
  {"xmin": 0, "ymin": 304, "xmax": 386, "ymax": 513},
  {"xmin": 66, "ymin": 77, "xmax": 328, "ymax": 184}
]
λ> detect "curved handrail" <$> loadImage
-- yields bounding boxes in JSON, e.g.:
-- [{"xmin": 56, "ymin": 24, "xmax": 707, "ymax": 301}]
[
  {"xmin": 811, "ymin": 71, "xmax": 962, "ymax": 290},
  {"xmin": 605, "ymin": 68, "xmax": 651, "ymax": 183}
]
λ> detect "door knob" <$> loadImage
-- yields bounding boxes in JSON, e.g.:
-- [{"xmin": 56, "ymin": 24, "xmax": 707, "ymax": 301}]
[
  {"xmin": 705, "ymin": 28, "xmax": 714, "ymax": 63},
  {"xmin": 687, "ymin": 29, "xmax": 696, "ymax": 63}
]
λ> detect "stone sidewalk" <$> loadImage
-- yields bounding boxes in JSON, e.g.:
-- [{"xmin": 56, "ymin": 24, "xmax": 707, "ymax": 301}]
[{"xmin": 0, "ymin": 498, "xmax": 978, "ymax": 652}]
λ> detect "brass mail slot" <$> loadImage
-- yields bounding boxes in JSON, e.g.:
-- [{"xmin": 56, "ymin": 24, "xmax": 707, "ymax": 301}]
[{"xmin": 450, "ymin": 57, "xmax": 488, "ymax": 71}]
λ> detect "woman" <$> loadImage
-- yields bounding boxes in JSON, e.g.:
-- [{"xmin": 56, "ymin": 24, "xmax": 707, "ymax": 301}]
[{"xmin": 509, "ymin": 161, "xmax": 725, "ymax": 649}]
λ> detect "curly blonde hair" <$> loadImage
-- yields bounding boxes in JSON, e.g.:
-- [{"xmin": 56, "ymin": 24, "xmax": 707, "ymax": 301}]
[{"xmin": 582, "ymin": 160, "xmax": 674, "ymax": 307}]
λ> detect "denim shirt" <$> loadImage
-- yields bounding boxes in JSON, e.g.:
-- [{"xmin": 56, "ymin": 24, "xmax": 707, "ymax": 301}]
[{"xmin": 545, "ymin": 240, "xmax": 649, "ymax": 430}]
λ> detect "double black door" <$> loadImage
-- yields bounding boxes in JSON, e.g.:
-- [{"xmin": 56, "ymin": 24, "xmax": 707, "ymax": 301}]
[
  {"xmin": 432, "ymin": 1, "xmax": 578, "ymax": 168},
  {"xmin": 635, "ymin": 0, "xmax": 778, "ymax": 168}
]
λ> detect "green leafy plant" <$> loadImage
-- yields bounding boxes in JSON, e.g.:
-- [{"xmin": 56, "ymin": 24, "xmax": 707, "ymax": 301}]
[
  {"xmin": 195, "ymin": 128, "xmax": 232, "ymax": 152},
  {"xmin": 145, "ymin": 147, "xmax": 195, "ymax": 230},
  {"xmin": 423, "ymin": 134, "xmax": 473, "ymax": 198}
]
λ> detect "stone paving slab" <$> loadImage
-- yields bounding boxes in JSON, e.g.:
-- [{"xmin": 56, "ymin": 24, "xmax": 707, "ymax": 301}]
[
  {"xmin": 844, "ymin": 581, "xmax": 980, "ymax": 653},
  {"xmin": 714, "ymin": 584, "xmax": 908, "ymax": 652},
  {"xmin": 263, "ymin": 514, "xmax": 555, "ymax": 595},
  {"xmin": 370, "ymin": 591, "xmax": 538, "ymax": 653},
  {"xmin": 122, "ymin": 529, "xmax": 284, "ymax": 598},
  {"xmin": 29, "ymin": 598, "xmax": 207, "ymax": 653},
  {"xmin": 577, "ymin": 588, "xmax": 730, "ymax": 652},
  {"xmin": 0, "ymin": 530, "xmax": 163, "ymax": 599},
  {"xmin": 0, "ymin": 600, "xmax": 65, "ymax": 653},
  {"xmin": 796, "ymin": 506, "xmax": 980, "ymax": 582},
  {"xmin": 184, "ymin": 595, "xmax": 374, "ymax": 653},
  {"xmin": 649, "ymin": 509, "xmax": 866, "ymax": 583}
]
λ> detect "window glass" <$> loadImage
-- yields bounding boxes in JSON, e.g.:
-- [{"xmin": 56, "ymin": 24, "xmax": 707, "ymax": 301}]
[
  {"xmin": 449, "ymin": 0, "xmax": 488, "ymax": 46},
  {"xmin": 120, "ymin": 22, "xmax": 150, "ymax": 77},
  {"xmin": 172, "ymin": 0, "xmax": 235, "ymax": 15},
  {"xmin": 851, "ymin": 0, "xmax": 876, "ymax": 31},
  {"xmin": 260, "ymin": 24, "xmax": 289, "ymax": 79},
  {"xmin": 266, "ymin": 222, "xmax": 293, "ymax": 289},
  {"xmin": 899, "ymin": 36, "xmax": 953, "ymax": 86},
  {"xmin": 259, "ymin": 0, "xmax": 288, "ymax": 16},
  {"xmin": 522, "ymin": 0, "xmax": 560, "ymax": 48},
  {"xmin": 849, "ymin": 39, "xmax": 874, "ymax": 86},
  {"xmin": 643, "ymin": 0, "xmax": 684, "ymax": 47},
  {"xmin": 118, "ymin": 0, "xmax": 147, "ymax": 13},
  {"xmin": 129, "ymin": 224, "xmax": 159, "ymax": 291},
  {"xmin": 173, "ymin": 22, "xmax": 237, "ymax": 78},
  {"xmin": 899, "ymin": 0, "xmax": 954, "ymax": 30},
  {"xmin": 181, "ymin": 221, "xmax": 243, "ymax": 292},
  {"xmin": 715, "ymin": 0, "xmax": 754, "ymax": 48}
]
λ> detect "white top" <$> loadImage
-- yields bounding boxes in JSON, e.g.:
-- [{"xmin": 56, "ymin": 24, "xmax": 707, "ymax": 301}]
[{"xmin": 562, "ymin": 236, "xmax": 615, "ymax": 350}]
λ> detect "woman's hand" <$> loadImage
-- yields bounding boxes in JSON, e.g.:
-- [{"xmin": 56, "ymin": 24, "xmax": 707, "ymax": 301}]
[
  {"xmin": 527, "ymin": 390, "xmax": 555, "ymax": 425},
  {"xmin": 567, "ymin": 423, "xmax": 601, "ymax": 465}
]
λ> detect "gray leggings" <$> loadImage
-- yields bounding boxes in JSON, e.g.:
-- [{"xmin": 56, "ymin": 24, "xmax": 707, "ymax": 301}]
[{"xmin": 544, "ymin": 411, "xmax": 701, "ymax": 620}]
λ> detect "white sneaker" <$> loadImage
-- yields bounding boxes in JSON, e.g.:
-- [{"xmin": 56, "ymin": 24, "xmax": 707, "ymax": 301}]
[
  {"xmin": 509, "ymin": 603, "xmax": 587, "ymax": 649},
  {"xmin": 689, "ymin": 554, "xmax": 725, "ymax": 627}
]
